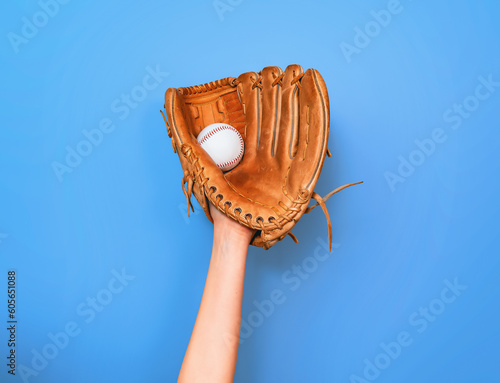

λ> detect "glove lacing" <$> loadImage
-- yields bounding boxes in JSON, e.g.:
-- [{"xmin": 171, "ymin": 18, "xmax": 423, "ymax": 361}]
[{"xmin": 305, "ymin": 182, "xmax": 363, "ymax": 251}]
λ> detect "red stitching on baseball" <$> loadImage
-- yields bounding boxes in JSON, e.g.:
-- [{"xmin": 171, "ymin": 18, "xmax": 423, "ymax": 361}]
[
  {"xmin": 199, "ymin": 126, "xmax": 224, "ymax": 145},
  {"xmin": 199, "ymin": 124, "xmax": 244, "ymax": 170}
]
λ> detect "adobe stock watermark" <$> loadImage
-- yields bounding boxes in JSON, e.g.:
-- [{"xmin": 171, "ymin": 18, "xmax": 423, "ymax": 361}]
[
  {"xmin": 349, "ymin": 277, "xmax": 467, "ymax": 383},
  {"xmin": 0, "ymin": 233, "xmax": 8, "ymax": 245},
  {"xmin": 17, "ymin": 268, "xmax": 135, "ymax": 383},
  {"xmin": 224, "ymin": 237, "xmax": 340, "ymax": 346},
  {"xmin": 339, "ymin": 0, "xmax": 411, "ymax": 63},
  {"xmin": 7, "ymin": 0, "xmax": 71, "ymax": 54},
  {"xmin": 213, "ymin": 0, "xmax": 243, "ymax": 21},
  {"xmin": 51, "ymin": 65, "xmax": 169, "ymax": 182},
  {"xmin": 179, "ymin": 202, "xmax": 201, "ymax": 224},
  {"xmin": 384, "ymin": 73, "xmax": 499, "ymax": 192}
]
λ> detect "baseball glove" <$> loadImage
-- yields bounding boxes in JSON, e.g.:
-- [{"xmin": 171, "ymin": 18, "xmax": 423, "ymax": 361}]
[{"xmin": 161, "ymin": 64, "xmax": 361, "ymax": 250}]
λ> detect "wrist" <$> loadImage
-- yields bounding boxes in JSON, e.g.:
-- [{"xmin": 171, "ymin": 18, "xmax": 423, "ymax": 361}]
[{"xmin": 213, "ymin": 223, "xmax": 254, "ymax": 245}]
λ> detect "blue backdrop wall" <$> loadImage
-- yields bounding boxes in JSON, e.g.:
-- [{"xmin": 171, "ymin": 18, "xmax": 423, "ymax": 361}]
[{"xmin": 1, "ymin": 1, "xmax": 499, "ymax": 382}]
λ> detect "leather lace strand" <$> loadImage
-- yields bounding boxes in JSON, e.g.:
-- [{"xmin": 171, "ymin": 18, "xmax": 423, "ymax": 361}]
[{"xmin": 306, "ymin": 182, "xmax": 363, "ymax": 251}]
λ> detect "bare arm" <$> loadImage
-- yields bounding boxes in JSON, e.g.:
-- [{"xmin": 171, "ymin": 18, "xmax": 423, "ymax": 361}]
[{"xmin": 178, "ymin": 204, "xmax": 254, "ymax": 383}]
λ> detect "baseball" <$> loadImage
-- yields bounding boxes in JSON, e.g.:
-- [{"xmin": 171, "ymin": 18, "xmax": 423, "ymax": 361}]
[{"xmin": 197, "ymin": 123, "xmax": 244, "ymax": 172}]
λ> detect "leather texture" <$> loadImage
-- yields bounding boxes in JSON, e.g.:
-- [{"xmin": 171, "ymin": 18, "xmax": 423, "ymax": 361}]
[{"xmin": 162, "ymin": 64, "xmax": 360, "ymax": 250}]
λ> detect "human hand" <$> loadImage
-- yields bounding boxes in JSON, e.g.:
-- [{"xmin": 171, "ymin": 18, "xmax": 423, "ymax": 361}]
[{"xmin": 209, "ymin": 203, "xmax": 255, "ymax": 244}]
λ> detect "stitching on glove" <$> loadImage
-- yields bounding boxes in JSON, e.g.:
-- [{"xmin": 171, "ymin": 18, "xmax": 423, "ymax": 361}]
[
  {"xmin": 180, "ymin": 77, "xmax": 235, "ymax": 95},
  {"xmin": 291, "ymin": 73, "xmax": 305, "ymax": 89},
  {"xmin": 224, "ymin": 178, "xmax": 280, "ymax": 213},
  {"xmin": 181, "ymin": 144, "xmax": 209, "ymax": 187},
  {"xmin": 251, "ymin": 75, "xmax": 263, "ymax": 90},
  {"xmin": 212, "ymin": 187, "xmax": 305, "ymax": 232},
  {"xmin": 224, "ymin": 201, "xmax": 232, "ymax": 215},
  {"xmin": 256, "ymin": 216, "xmax": 266, "ymax": 231},
  {"xmin": 282, "ymin": 166, "xmax": 293, "ymax": 201},
  {"xmin": 268, "ymin": 217, "xmax": 282, "ymax": 229},
  {"xmin": 233, "ymin": 207, "xmax": 244, "ymax": 226},
  {"xmin": 272, "ymin": 72, "xmax": 285, "ymax": 87},
  {"xmin": 244, "ymin": 213, "xmax": 253, "ymax": 226},
  {"xmin": 207, "ymin": 185, "xmax": 309, "ymax": 244},
  {"xmin": 302, "ymin": 106, "xmax": 310, "ymax": 160}
]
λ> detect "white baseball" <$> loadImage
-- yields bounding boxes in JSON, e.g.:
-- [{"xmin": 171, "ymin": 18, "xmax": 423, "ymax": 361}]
[{"xmin": 197, "ymin": 123, "xmax": 244, "ymax": 172}]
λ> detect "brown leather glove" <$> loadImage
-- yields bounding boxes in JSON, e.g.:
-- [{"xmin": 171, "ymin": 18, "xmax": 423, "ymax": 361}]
[{"xmin": 162, "ymin": 64, "xmax": 360, "ymax": 250}]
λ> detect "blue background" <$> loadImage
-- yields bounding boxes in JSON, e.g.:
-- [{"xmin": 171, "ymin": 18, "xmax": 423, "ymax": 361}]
[{"xmin": 1, "ymin": 1, "xmax": 499, "ymax": 382}]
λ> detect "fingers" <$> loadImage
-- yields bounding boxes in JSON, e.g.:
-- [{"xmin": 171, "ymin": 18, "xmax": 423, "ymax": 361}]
[
  {"xmin": 165, "ymin": 88, "xmax": 191, "ymax": 149},
  {"xmin": 257, "ymin": 66, "xmax": 283, "ymax": 157},
  {"xmin": 235, "ymin": 71, "xmax": 259, "ymax": 160},
  {"xmin": 275, "ymin": 64, "xmax": 304, "ymax": 162},
  {"xmin": 296, "ymin": 69, "xmax": 329, "ymax": 169},
  {"xmin": 287, "ymin": 68, "xmax": 330, "ymax": 193}
]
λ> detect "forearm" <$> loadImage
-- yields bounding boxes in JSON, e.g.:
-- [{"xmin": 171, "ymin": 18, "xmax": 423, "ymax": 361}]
[{"xmin": 178, "ymin": 224, "xmax": 252, "ymax": 383}]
